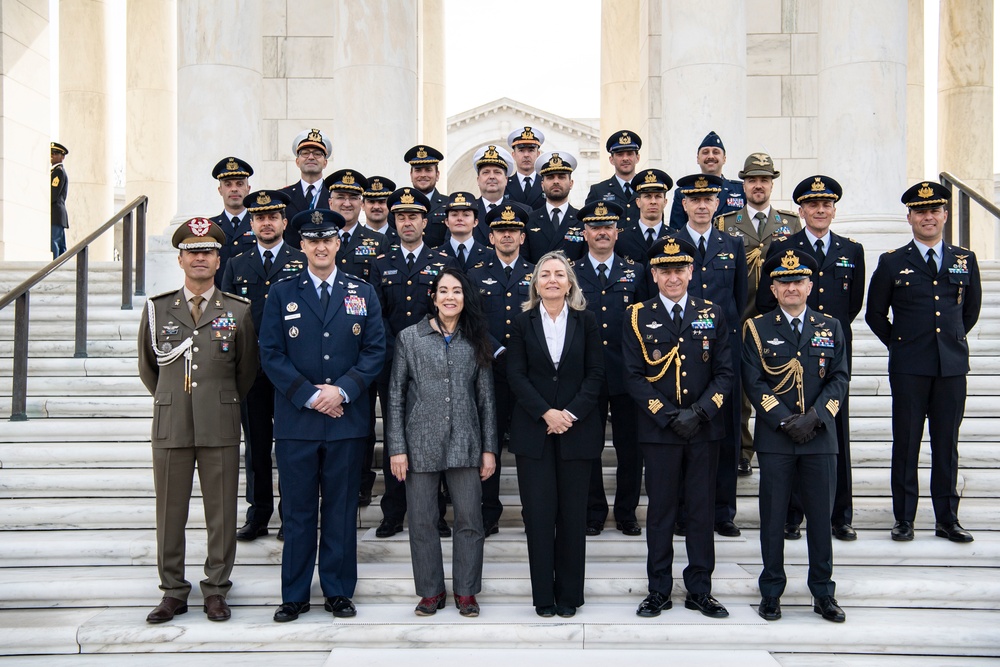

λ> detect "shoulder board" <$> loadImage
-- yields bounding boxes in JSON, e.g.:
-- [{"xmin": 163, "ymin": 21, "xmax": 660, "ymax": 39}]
[
  {"xmin": 886, "ymin": 249, "xmax": 895, "ymax": 254},
  {"xmin": 703, "ymin": 299, "xmax": 714, "ymax": 305},
  {"xmin": 221, "ymin": 292, "xmax": 251, "ymax": 304},
  {"xmin": 473, "ymin": 261, "xmax": 485, "ymax": 269},
  {"xmin": 849, "ymin": 238, "xmax": 859, "ymax": 244},
  {"xmin": 274, "ymin": 273, "xmax": 299, "ymax": 284},
  {"xmin": 376, "ymin": 254, "xmax": 386, "ymax": 259},
  {"xmin": 950, "ymin": 244, "xmax": 971, "ymax": 252},
  {"xmin": 625, "ymin": 257, "xmax": 634, "ymax": 265},
  {"xmin": 342, "ymin": 272, "xmax": 371, "ymax": 286},
  {"xmin": 149, "ymin": 290, "xmax": 177, "ymax": 300},
  {"xmin": 753, "ymin": 313, "xmax": 763, "ymax": 319},
  {"xmin": 776, "ymin": 209, "xmax": 799, "ymax": 218}
]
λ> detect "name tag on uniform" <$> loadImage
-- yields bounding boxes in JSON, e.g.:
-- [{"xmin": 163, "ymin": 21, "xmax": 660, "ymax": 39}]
[
  {"xmin": 284, "ymin": 313, "xmax": 301, "ymax": 321},
  {"xmin": 345, "ymin": 295, "xmax": 367, "ymax": 316},
  {"xmin": 383, "ymin": 269, "xmax": 398, "ymax": 276}
]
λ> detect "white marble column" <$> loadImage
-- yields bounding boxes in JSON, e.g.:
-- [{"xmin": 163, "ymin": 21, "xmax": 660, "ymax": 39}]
[
  {"xmin": 906, "ymin": 0, "xmax": 924, "ymax": 185},
  {"xmin": 601, "ymin": 0, "xmax": 640, "ymax": 178},
  {"xmin": 419, "ymin": 0, "xmax": 446, "ymax": 173},
  {"xmin": 656, "ymin": 1, "xmax": 745, "ymax": 176},
  {"xmin": 0, "ymin": 1, "xmax": 50, "ymax": 260},
  {"xmin": 331, "ymin": 0, "xmax": 418, "ymax": 175},
  {"xmin": 818, "ymin": 0, "xmax": 907, "ymax": 255},
  {"xmin": 938, "ymin": 0, "xmax": 994, "ymax": 256},
  {"xmin": 126, "ymin": 0, "xmax": 177, "ymax": 238},
  {"xmin": 59, "ymin": 0, "xmax": 113, "ymax": 260}
]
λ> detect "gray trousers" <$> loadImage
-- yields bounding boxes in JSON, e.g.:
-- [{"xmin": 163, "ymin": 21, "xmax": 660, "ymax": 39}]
[{"xmin": 406, "ymin": 467, "xmax": 484, "ymax": 597}]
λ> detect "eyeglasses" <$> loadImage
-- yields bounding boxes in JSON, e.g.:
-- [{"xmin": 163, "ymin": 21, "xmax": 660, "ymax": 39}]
[{"xmin": 297, "ymin": 149, "xmax": 326, "ymax": 158}]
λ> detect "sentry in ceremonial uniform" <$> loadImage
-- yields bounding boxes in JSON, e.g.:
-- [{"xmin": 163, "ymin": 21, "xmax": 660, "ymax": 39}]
[
  {"xmin": 370, "ymin": 188, "xmax": 459, "ymax": 538},
  {"xmin": 222, "ymin": 189, "xmax": 305, "ymax": 542},
  {"xmin": 523, "ymin": 151, "xmax": 585, "ymax": 264},
  {"xmin": 757, "ymin": 176, "xmax": 865, "ymax": 541},
  {"xmin": 586, "ymin": 130, "xmax": 642, "ymax": 227},
  {"xmin": 505, "ymin": 126, "xmax": 546, "ymax": 210},
  {"xmin": 138, "ymin": 218, "xmax": 258, "ymax": 625},
  {"xmin": 361, "ymin": 175, "xmax": 399, "ymax": 241},
  {"xmin": 573, "ymin": 201, "xmax": 649, "ymax": 537},
  {"xmin": 50, "ymin": 141, "xmax": 69, "ymax": 258},
  {"xmin": 623, "ymin": 236, "xmax": 733, "ymax": 620},
  {"xmin": 323, "ymin": 169, "xmax": 389, "ymax": 284},
  {"xmin": 469, "ymin": 204, "xmax": 535, "ymax": 535},
  {"xmin": 278, "ymin": 129, "xmax": 333, "ymax": 248},
  {"xmin": 259, "ymin": 208, "xmax": 386, "ymax": 623},
  {"xmin": 210, "ymin": 157, "xmax": 256, "ymax": 288},
  {"xmin": 865, "ymin": 181, "xmax": 981, "ymax": 544},
  {"xmin": 472, "ymin": 144, "xmax": 516, "ymax": 246},
  {"xmin": 742, "ymin": 249, "xmax": 848, "ymax": 624},
  {"xmin": 434, "ymin": 191, "xmax": 495, "ymax": 272},
  {"xmin": 615, "ymin": 168, "xmax": 674, "ymax": 271},
  {"xmin": 404, "ymin": 145, "xmax": 449, "ymax": 247},
  {"xmin": 669, "ymin": 131, "xmax": 745, "ymax": 230}
]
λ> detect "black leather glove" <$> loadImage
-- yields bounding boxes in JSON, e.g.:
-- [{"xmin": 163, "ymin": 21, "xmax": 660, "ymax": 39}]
[
  {"xmin": 670, "ymin": 408, "xmax": 702, "ymax": 440},
  {"xmin": 782, "ymin": 407, "xmax": 820, "ymax": 444}
]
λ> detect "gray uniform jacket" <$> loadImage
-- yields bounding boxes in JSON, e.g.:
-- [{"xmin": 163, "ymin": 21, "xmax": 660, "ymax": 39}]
[{"xmin": 386, "ymin": 317, "xmax": 498, "ymax": 472}]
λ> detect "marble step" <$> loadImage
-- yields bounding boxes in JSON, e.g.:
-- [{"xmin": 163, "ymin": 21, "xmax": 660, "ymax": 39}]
[
  {"xmin": 1, "ymin": 606, "xmax": 997, "ymax": 658},
  {"xmin": 0, "ymin": 561, "xmax": 996, "ymax": 609},
  {"xmin": 2, "ymin": 654, "xmax": 333, "ymax": 666},
  {"xmin": 2, "ymin": 495, "xmax": 997, "ymax": 532},
  {"xmin": 4, "ymin": 528, "xmax": 997, "ymax": 568},
  {"xmin": 0, "ymin": 321, "xmax": 138, "ymax": 342},
  {"xmin": 0, "ymin": 339, "xmax": 137, "ymax": 357}
]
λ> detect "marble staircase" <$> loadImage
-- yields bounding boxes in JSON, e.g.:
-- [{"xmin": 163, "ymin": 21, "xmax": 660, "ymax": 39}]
[{"xmin": 1, "ymin": 260, "xmax": 999, "ymax": 663}]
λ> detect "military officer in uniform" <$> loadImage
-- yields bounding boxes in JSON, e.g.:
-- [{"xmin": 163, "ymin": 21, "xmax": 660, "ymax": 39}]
[
  {"xmin": 669, "ymin": 131, "xmax": 745, "ymax": 230},
  {"xmin": 472, "ymin": 144, "xmax": 515, "ymax": 246},
  {"xmin": 677, "ymin": 174, "xmax": 747, "ymax": 537},
  {"xmin": 757, "ymin": 176, "xmax": 865, "ymax": 541},
  {"xmin": 469, "ymin": 204, "xmax": 534, "ymax": 534},
  {"xmin": 404, "ymin": 145, "xmax": 449, "ymax": 247},
  {"xmin": 743, "ymin": 249, "xmax": 849, "ymax": 623},
  {"xmin": 586, "ymin": 130, "xmax": 642, "ymax": 227},
  {"xmin": 716, "ymin": 152, "xmax": 801, "ymax": 477},
  {"xmin": 362, "ymin": 175, "xmax": 398, "ymax": 241},
  {"xmin": 222, "ymin": 189, "xmax": 305, "ymax": 542},
  {"xmin": 210, "ymin": 157, "xmax": 255, "ymax": 288},
  {"xmin": 50, "ymin": 141, "xmax": 69, "ymax": 258},
  {"xmin": 323, "ymin": 169, "xmax": 389, "ymax": 285},
  {"xmin": 138, "ymin": 218, "xmax": 258, "ymax": 624},
  {"xmin": 865, "ymin": 181, "xmax": 981, "ymax": 544},
  {"xmin": 623, "ymin": 236, "xmax": 733, "ymax": 620},
  {"xmin": 260, "ymin": 208, "xmax": 386, "ymax": 622},
  {"xmin": 523, "ymin": 151, "xmax": 585, "ymax": 264},
  {"xmin": 435, "ymin": 191, "xmax": 493, "ymax": 272},
  {"xmin": 505, "ymin": 126, "xmax": 545, "ymax": 210},
  {"xmin": 574, "ymin": 201, "xmax": 648, "ymax": 537},
  {"xmin": 279, "ymin": 129, "xmax": 333, "ymax": 248},
  {"xmin": 370, "ymin": 188, "xmax": 459, "ymax": 538},
  {"xmin": 615, "ymin": 169, "xmax": 674, "ymax": 271}
]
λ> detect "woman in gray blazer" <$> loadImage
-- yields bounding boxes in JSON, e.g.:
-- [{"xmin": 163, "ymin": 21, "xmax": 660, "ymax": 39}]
[{"xmin": 387, "ymin": 267, "xmax": 498, "ymax": 617}]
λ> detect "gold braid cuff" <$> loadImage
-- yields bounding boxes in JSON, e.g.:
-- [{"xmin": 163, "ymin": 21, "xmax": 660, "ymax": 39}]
[
  {"xmin": 630, "ymin": 302, "xmax": 683, "ymax": 403},
  {"xmin": 743, "ymin": 318, "xmax": 805, "ymax": 413}
]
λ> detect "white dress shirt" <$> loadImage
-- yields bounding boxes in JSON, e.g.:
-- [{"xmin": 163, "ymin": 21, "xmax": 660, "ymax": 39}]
[{"xmin": 540, "ymin": 301, "xmax": 569, "ymax": 368}]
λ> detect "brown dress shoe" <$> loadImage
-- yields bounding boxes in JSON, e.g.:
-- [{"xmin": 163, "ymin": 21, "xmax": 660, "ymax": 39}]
[
  {"xmin": 203, "ymin": 594, "xmax": 231, "ymax": 621},
  {"xmin": 146, "ymin": 597, "xmax": 188, "ymax": 624},
  {"xmin": 454, "ymin": 594, "xmax": 480, "ymax": 617}
]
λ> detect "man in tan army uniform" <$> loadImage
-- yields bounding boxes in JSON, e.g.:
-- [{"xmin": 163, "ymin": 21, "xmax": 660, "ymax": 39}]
[
  {"xmin": 138, "ymin": 218, "xmax": 258, "ymax": 624},
  {"xmin": 715, "ymin": 153, "xmax": 801, "ymax": 476}
]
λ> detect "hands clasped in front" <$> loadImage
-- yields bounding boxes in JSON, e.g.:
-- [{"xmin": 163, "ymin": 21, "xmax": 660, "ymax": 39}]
[
  {"xmin": 311, "ymin": 384, "xmax": 345, "ymax": 418},
  {"xmin": 543, "ymin": 408, "xmax": 574, "ymax": 435},
  {"xmin": 781, "ymin": 407, "xmax": 821, "ymax": 444}
]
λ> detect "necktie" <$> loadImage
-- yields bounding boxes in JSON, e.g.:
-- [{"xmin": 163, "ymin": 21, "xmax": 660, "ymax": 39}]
[
  {"xmin": 319, "ymin": 281, "xmax": 330, "ymax": 313},
  {"xmin": 645, "ymin": 228, "xmax": 656, "ymax": 248},
  {"xmin": 927, "ymin": 248, "xmax": 937, "ymax": 274},
  {"xmin": 754, "ymin": 211, "xmax": 767, "ymax": 238},
  {"xmin": 698, "ymin": 236, "xmax": 707, "ymax": 260},
  {"xmin": 342, "ymin": 232, "xmax": 350, "ymax": 246},
  {"xmin": 190, "ymin": 295, "xmax": 205, "ymax": 324},
  {"xmin": 263, "ymin": 249, "xmax": 273, "ymax": 273},
  {"xmin": 624, "ymin": 183, "xmax": 633, "ymax": 199},
  {"xmin": 814, "ymin": 239, "xmax": 826, "ymax": 264},
  {"xmin": 457, "ymin": 243, "xmax": 467, "ymax": 266},
  {"xmin": 551, "ymin": 207, "xmax": 561, "ymax": 232},
  {"xmin": 504, "ymin": 265, "xmax": 513, "ymax": 281},
  {"xmin": 791, "ymin": 317, "xmax": 801, "ymax": 344},
  {"xmin": 523, "ymin": 176, "xmax": 532, "ymax": 192},
  {"xmin": 672, "ymin": 303, "xmax": 682, "ymax": 328},
  {"xmin": 231, "ymin": 216, "xmax": 240, "ymax": 230},
  {"xmin": 488, "ymin": 203, "xmax": 497, "ymax": 211},
  {"xmin": 306, "ymin": 184, "xmax": 315, "ymax": 204},
  {"xmin": 406, "ymin": 252, "xmax": 415, "ymax": 272},
  {"xmin": 598, "ymin": 263, "xmax": 608, "ymax": 287}
]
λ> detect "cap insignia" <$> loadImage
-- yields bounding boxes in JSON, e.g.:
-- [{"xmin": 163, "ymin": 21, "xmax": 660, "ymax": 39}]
[
  {"xmin": 188, "ymin": 218, "xmax": 211, "ymax": 237},
  {"xmin": 751, "ymin": 153, "xmax": 770, "ymax": 166},
  {"xmin": 695, "ymin": 177, "xmax": 708, "ymax": 188},
  {"xmin": 811, "ymin": 177, "xmax": 826, "ymax": 192},
  {"xmin": 311, "ymin": 210, "xmax": 324, "ymax": 224},
  {"xmin": 500, "ymin": 206, "xmax": 516, "ymax": 221},
  {"xmin": 644, "ymin": 170, "xmax": 656, "ymax": 184},
  {"xmin": 400, "ymin": 189, "xmax": 415, "ymax": 205},
  {"xmin": 521, "ymin": 127, "xmax": 535, "ymax": 140},
  {"xmin": 918, "ymin": 183, "xmax": 934, "ymax": 199},
  {"xmin": 550, "ymin": 153, "xmax": 563, "ymax": 167},
  {"xmin": 307, "ymin": 128, "xmax": 323, "ymax": 142},
  {"xmin": 781, "ymin": 250, "xmax": 800, "ymax": 270},
  {"xmin": 594, "ymin": 202, "xmax": 608, "ymax": 217},
  {"xmin": 454, "ymin": 193, "xmax": 467, "ymax": 204},
  {"xmin": 416, "ymin": 147, "xmax": 428, "ymax": 159},
  {"xmin": 619, "ymin": 133, "xmax": 632, "ymax": 145},
  {"xmin": 484, "ymin": 145, "xmax": 500, "ymax": 159},
  {"xmin": 226, "ymin": 158, "xmax": 239, "ymax": 171},
  {"xmin": 665, "ymin": 240, "xmax": 680, "ymax": 255},
  {"xmin": 256, "ymin": 192, "xmax": 272, "ymax": 206},
  {"xmin": 371, "ymin": 179, "xmax": 383, "ymax": 191},
  {"xmin": 342, "ymin": 172, "xmax": 355, "ymax": 185}
]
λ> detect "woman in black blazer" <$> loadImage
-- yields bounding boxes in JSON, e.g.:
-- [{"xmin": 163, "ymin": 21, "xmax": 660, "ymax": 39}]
[{"xmin": 506, "ymin": 251, "xmax": 606, "ymax": 618}]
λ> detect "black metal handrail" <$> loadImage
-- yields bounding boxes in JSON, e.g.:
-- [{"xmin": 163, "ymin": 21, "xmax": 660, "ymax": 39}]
[
  {"xmin": 939, "ymin": 172, "xmax": 1000, "ymax": 248},
  {"xmin": 0, "ymin": 196, "xmax": 148, "ymax": 421}
]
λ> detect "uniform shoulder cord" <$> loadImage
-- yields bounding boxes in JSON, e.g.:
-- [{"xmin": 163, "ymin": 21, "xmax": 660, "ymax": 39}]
[
  {"xmin": 629, "ymin": 302, "xmax": 682, "ymax": 403},
  {"xmin": 742, "ymin": 317, "xmax": 804, "ymax": 413}
]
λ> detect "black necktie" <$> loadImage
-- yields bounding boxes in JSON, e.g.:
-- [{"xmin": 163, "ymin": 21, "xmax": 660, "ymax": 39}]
[
  {"xmin": 672, "ymin": 303, "xmax": 682, "ymax": 328},
  {"xmin": 523, "ymin": 176, "xmax": 532, "ymax": 193},
  {"xmin": 263, "ymin": 249, "xmax": 273, "ymax": 273},
  {"xmin": 698, "ymin": 236, "xmax": 706, "ymax": 260},
  {"xmin": 815, "ymin": 239, "xmax": 826, "ymax": 264},
  {"xmin": 624, "ymin": 183, "xmax": 633, "ymax": 199},
  {"xmin": 504, "ymin": 265, "xmax": 513, "ymax": 281},
  {"xmin": 754, "ymin": 211, "xmax": 767, "ymax": 237},
  {"xmin": 645, "ymin": 228, "xmax": 656, "ymax": 248},
  {"xmin": 598, "ymin": 263, "xmax": 608, "ymax": 287},
  {"xmin": 342, "ymin": 232, "xmax": 350, "ymax": 246},
  {"xmin": 457, "ymin": 243, "xmax": 467, "ymax": 266},
  {"xmin": 406, "ymin": 252, "xmax": 415, "ymax": 272},
  {"xmin": 488, "ymin": 203, "xmax": 497, "ymax": 211},
  {"xmin": 306, "ymin": 184, "xmax": 315, "ymax": 204},
  {"xmin": 320, "ymin": 281, "xmax": 330, "ymax": 313},
  {"xmin": 231, "ymin": 216, "xmax": 240, "ymax": 230},
  {"xmin": 927, "ymin": 248, "xmax": 937, "ymax": 274},
  {"xmin": 791, "ymin": 317, "xmax": 801, "ymax": 344},
  {"xmin": 551, "ymin": 207, "xmax": 561, "ymax": 231}
]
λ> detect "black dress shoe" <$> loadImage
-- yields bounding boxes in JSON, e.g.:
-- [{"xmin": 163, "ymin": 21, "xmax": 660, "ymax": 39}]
[
  {"xmin": 757, "ymin": 596, "xmax": 781, "ymax": 621},
  {"xmin": 832, "ymin": 524, "xmax": 857, "ymax": 541},
  {"xmin": 146, "ymin": 597, "xmax": 187, "ymax": 624},
  {"xmin": 684, "ymin": 592, "xmax": 729, "ymax": 618},
  {"xmin": 784, "ymin": 523, "xmax": 801, "ymax": 540},
  {"xmin": 484, "ymin": 522, "xmax": 499, "ymax": 537},
  {"xmin": 273, "ymin": 601, "xmax": 310, "ymax": 623},
  {"xmin": 325, "ymin": 596, "xmax": 357, "ymax": 618},
  {"xmin": 203, "ymin": 594, "xmax": 231, "ymax": 621},
  {"xmin": 376, "ymin": 519, "xmax": 403, "ymax": 538},
  {"xmin": 437, "ymin": 518, "xmax": 452, "ymax": 538},
  {"xmin": 673, "ymin": 522, "xmax": 686, "ymax": 536},
  {"xmin": 535, "ymin": 605, "xmax": 556, "ymax": 617},
  {"xmin": 813, "ymin": 595, "xmax": 845, "ymax": 622},
  {"xmin": 616, "ymin": 520, "xmax": 641, "ymax": 536},
  {"xmin": 277, "ymin": 526, "xmax": 284, "ymax": 541},
  {"xmin": 935, "ymin": 521, "xmax": 974, "ymax": 543},
  {"xmin": 358, "ymin": 489, "xmax": 373, "ymax": 507},
  {"xmin": 235, "ymin": 521, "xmax": 268, "ymax": 541},
  {"xmin": 715, "ymin": 520, "xmax": 742, "ymax": 537},
  {"xmin": 586, "ymin": 521, "xmax": 603, "ymax": 536},
  {"xmin": 636, "ymin": 591, "xmax": 672, "ymax": 617},
  {"xmin": 738, "ymin": 457, "xmax": 752, "ymax": 477},
  {"xmin": 891, "ymin": 520, "xmax": 914, "ymax": 541},
  {"xmin": 555, "ymin": 604, "xmax": 576, "ymax": 618}
]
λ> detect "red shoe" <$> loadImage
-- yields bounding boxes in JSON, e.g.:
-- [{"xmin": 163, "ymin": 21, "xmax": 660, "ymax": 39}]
[
  {"xmin": 414, "ymin": 591, "xmax": 446, "ymax": 616},
  {"xmin": 454, "ymin": 594, "xmax": 480, "ymax": 617}
]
